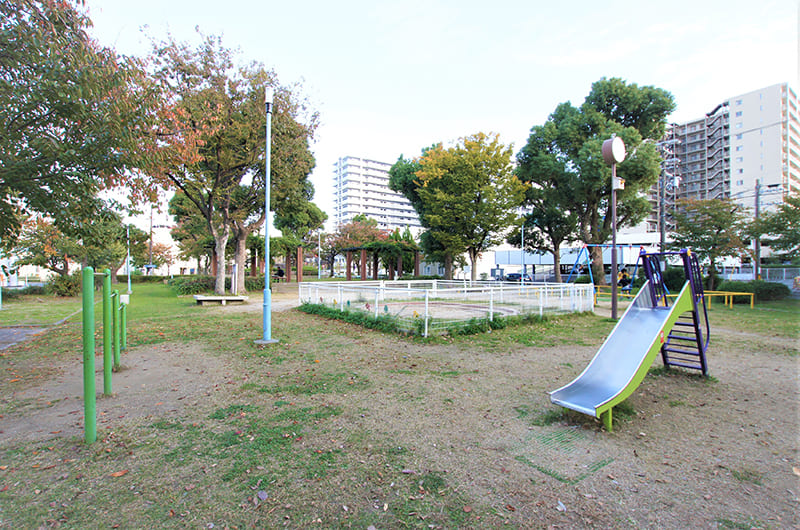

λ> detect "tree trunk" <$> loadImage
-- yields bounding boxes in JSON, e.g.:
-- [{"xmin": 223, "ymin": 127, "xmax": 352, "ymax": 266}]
[
  {"xmin": 469, "ymin": 250, "xmax": 478, "ymax": 281},
  {"xmin": 233, "ymin": 236, "xmax": 248, "ymax": 295},
  {"xmin": 552, "ymin": 242, "xmax": 562, "ymax": 283},
  {"xmin": 590, "ymin": 246, "xmax": 606, "ymax": 285},
  {"xmin": 213, "ymin": 233, "xmax": 229, "ymax": 295},
  {"xmin": 444, "ymin": 253, "xmax": 453, "ymax": 280}
]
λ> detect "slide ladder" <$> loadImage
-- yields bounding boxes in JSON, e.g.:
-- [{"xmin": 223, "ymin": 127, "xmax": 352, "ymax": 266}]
[{"xmin": 640, "ymin": 249, "xmax": 709, "ymax": 375}]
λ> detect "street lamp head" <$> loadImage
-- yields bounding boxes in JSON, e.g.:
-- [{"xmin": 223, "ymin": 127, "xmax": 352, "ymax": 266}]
[
  {"xmin": 265, "ymin": 87, "xmax": 274, "ymax": 107},
  {"xmin": 602, "ymin": 136, "xmax": 626, "ymax": 165}
]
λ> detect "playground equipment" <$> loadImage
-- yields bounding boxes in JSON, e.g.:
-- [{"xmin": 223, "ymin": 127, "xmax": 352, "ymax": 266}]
[
  {"xmin": 82, "ymin": 267, "xmax": 128, "ymax": 443},
  {"xmin": 550, "ymin": 248, "xmax": 710, "ymax": 431},
  {"xmin": 565, "ymin": 244, "xmax": 642, "ymax": 293}
]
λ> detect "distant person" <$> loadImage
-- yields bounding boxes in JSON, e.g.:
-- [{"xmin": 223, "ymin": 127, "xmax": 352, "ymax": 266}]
[
  {"xmin": 276, "ymin": 266, "xmax": 285, "ymax": 279},
  {"xmin": 618, "ymin": 267, "xmax": 630, "ymax": 287}
]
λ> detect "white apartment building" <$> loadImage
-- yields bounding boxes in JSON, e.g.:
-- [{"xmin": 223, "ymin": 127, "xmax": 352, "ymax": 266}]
[
  {"xmin": 332, "ymin": 156, "xmax": 422, "ymax": 233},
  {"xmin": 647, "ymin": 83, "xmax": 799, "ymax": 241}
]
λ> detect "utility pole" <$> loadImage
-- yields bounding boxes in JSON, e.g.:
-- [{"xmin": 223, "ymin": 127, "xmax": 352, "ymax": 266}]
[{"xmin": 754, "ymin": 180, "xmax": 761, "ymax": 281}]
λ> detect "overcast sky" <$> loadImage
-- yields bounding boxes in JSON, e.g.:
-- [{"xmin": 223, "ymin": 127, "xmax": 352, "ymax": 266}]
[{"xmin": 83, "ymin": 0, "xmax": 798, "ymax": 228}]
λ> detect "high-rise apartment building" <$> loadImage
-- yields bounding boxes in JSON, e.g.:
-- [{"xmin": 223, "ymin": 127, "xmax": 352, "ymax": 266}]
[
  {"xmin": 332, "ymin": 156, "xmax": 422, "ymax": 232},
  {"xmin": 650, "ymin": 83, "xmax": 799, "ymax": 237}
]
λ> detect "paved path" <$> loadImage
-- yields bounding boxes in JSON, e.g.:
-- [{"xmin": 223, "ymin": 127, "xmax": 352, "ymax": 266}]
[{"xmin": 0, "ymin": 326, "xmax": 45, "ymax": 351}]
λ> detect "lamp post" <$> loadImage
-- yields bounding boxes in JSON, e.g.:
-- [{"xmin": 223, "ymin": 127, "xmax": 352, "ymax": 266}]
[
  {"xmin": 126, "ymin": 225, "xmax": 132, "ymax": 294},
  {"xmin": 256, "ymin": 87, "xmax": 277, "ymax": 345},
  {"xmin": 602, "ymin": 136, "xmax": 626, "ymax": 320}
]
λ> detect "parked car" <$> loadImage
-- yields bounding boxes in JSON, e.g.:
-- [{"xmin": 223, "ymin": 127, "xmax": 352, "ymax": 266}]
[{"xmin": 504, "ymin": 273, "xmax": 532, "ymax": 282}]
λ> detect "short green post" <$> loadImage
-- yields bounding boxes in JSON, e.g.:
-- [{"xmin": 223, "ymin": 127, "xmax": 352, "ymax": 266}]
[
  {"xmin": 82, "ymin": 267, "xmax": 97, "ymax": 444},
  {"xmin": 121, "ymin": 302, "xmax": 127, "ymax": 351},
  {"xmin": 102, "ymin": 269, "xmax": 112, "ymax": 395},
  {"xmin": 112, "ymin": 290, "xmax": 121, "ymax": 370}
]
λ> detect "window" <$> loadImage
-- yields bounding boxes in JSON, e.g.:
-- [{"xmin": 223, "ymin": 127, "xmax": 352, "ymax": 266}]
[
  {"xmin": 735, "ymin": 123, "xmax": 743, "ymax": 129},
  {"xmin": 736, "ymin": 134, "xmax": 743, "ymax": 140},
  {"xmin": 735, "ymin": 99, "xmax": 743, "ymax": 105},
  {"xmin": 736, "ymin": 146, "xmax": 743, "ymax": 151},
  {"xmin": 736, "ymin": 179, "xmax": 744, "ymax": 186},
  {"xmin": 737, "ymin": 169, "xmax": 744, "ymax": 174},
  {"xmin": 735, "ymin": 111, "xmax": 743, "ymax": 117},
  {"xmin": 735, "ymin": 157, "xmax": 743, "ymax": 162}
]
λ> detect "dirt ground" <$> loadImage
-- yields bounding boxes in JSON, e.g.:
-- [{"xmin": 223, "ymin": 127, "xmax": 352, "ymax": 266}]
[{"xmin": 1, "ymin": 284, "xmax": 798, "ymax": 528}]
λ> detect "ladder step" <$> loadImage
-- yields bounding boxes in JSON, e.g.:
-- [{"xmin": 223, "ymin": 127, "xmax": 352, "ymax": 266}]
[
  {"xmin": 662, "ymin": 347, "xmax": 701, "ymax": 356},
  {"xmin": 665, "ymin": 360, "xmax": 704, "ymax": 370},
  {"xmin": 667, "ymin": 335, "xmax": 697, "ymax": 342}
]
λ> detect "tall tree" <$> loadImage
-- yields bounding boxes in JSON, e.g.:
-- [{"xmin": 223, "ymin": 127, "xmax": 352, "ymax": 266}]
[
  {"xmin": 146, "ymin": 33, "xmax": 318, "ymax": 294},
  {"xmin": 145, "ymin": 34, "xmax": 269, "ymax": 294},
  {"xmin": 520, "ymin": 78, "xmax": 675, "ymax": 283},
  {"xmin": 670, "ymin": 198, "xmax": 750, "ymax": 290},
  {"xmin": 0, "ymin": 0, "xmax": 156, "ymax": 244},
  {"xmin": 514, "ymin": 123, "xmax": 580, "ymax": 282},
  {"xmin": 415, "ymin": 133, "xmax": 526, "ymax": 280}
]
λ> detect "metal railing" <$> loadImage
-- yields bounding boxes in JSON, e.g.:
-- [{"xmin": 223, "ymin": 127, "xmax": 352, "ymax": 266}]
[{"xmin": 298, "ymin": 280, "xmax": 594, "ymax": 337}]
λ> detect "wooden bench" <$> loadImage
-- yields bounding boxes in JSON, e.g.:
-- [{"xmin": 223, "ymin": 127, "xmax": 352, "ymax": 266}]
[{"xmin": 193, "ymin": 295, "xmax": 249, "ymax": 306}]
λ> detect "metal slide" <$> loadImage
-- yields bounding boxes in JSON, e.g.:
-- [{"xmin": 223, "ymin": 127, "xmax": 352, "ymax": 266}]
[{"xmin": 549, "ymin": 279, "xmax": 694, "ymax": 431}]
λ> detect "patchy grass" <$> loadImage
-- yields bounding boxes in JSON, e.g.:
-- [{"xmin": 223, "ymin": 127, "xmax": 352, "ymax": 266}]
[{"xmin": 0, "ymin": 282, "xmax": 796, "ymax": 529}]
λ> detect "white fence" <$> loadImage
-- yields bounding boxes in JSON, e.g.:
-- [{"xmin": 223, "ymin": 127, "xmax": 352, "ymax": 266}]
[
  {"xmin": 298, "ymin": 280, "xmax": 595, "ymax": 337},
  {"xmin": 722, "ymin": 267, "xmax": 799, "ymax": 284}
]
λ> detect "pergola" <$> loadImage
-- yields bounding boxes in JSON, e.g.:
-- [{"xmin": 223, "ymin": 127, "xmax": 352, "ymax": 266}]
[{"xmin": 342, "ymin": 240, "xmax": 421, "ymax": 281}]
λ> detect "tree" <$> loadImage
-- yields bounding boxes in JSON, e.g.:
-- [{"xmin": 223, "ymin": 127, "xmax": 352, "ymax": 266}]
[
  {"xmin": 0, "ymin": 0, "xmax": 156, "ymax": 244},
  {"xmin": 756, "ymin": 193, "xmax": 800, "ymax": 260},
  {"xmin": 145, "ymin": 33, "xmax": 318, "ymax": 295},
  {"xmin": 670, "ymin": 198, "xmax": 750, "ymax": 290},
  {"xmin": 13, "ymin": 217, "xmax": 82, "ymax": 277},
  {"xmin": 415, "ymin": 133, "xmax": 526, "ymax": 280},
  {"xmin": 520, "ymin": 78, "xmax": 675, "ymax": 283},
  {"xmin": 514, "ymin": 124, "xmax": 580, "ymax": 282}
]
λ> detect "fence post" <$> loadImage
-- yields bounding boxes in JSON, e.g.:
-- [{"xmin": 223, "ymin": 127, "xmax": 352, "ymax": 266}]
[
  {"xmin": 424, "ymin": 290, "xmax": 429, "ymax": 337},
  {"xmin": 489, "ymin": 288, "xmax": 494, "ymax": 321},
  {"xmin": 112, "ymin": 290, "xmax": 121, "ymax": 370},
  {"xmin": 82, "ymin": 267, "xmax": 97, "ymax": 444},
  {"xmin": 102, "ymin": 269, "xmax": 112, "ymax": 395},
  {"xmin": 374, "ymin": 289, "xmax": 379, "ymax": 319},
  {"xmin": 121, "ymin": 302, "xmax": 127, "ymax": 352},
  {"xmin": 539, "ymin": 288, "xmax": 543, "ymax": 317}
]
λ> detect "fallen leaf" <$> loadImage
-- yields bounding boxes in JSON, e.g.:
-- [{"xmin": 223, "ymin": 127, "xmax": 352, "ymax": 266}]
[
  {"xmin": 793, "ymin": 466, "xmax": 800, "ymax": 477},
  {"xmin": 257, "ymin": 491, "xmax": 268, "ymax": 501},
  {"xmin": 463, "ymin": 505, "xmax": 472, "ymax": 513},
  {"xmin": 110, "ymin": 470, "xmax": 129, "ymax": 478}
]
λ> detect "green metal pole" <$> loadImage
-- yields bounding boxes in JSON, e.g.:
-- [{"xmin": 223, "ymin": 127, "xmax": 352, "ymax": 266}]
[
  {"xmin": 102, "ymin": 269, "xmax": 112, "ymax": 395},
  {"xmin": 82, "ymin": 267, "xmax": 97, "ymax": 444},
  {"xmin": 121, "ymin": 302, "xmax": 127, "ymax": 351},
  {"xmin": 112, "ymin": 290, "xmax": 121, "ymax": 370}
]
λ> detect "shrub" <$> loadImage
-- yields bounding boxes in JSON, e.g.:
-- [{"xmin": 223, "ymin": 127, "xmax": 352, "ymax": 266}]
[
  {"xmin": 168, "ymin": 275, "xmax": 215, "ymax": 295},
  {"xmin": 48, "ymin": 273, "xmax": 82, "ymax": 297},
  {"xmin": 716, "ymin": 280, "xmax": 791, "ymax": 303},
  {"xmin": 750, "ymin": 280, "xmax": 791, "ymax": 301},
  {"xmin": 0, "ymin": 285, "xmax": 48, "ymax": 300}
]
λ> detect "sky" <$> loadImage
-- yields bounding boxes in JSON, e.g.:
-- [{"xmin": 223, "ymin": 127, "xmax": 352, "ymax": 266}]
[{"xmin": 82, "ymin": 0, "xmax": 798, "ymax": 230}]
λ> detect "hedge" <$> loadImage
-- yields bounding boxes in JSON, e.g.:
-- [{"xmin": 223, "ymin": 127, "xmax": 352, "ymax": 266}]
[{"xmin": 716, "ymin": 280, "xmax": 791, "ymax": 303}]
